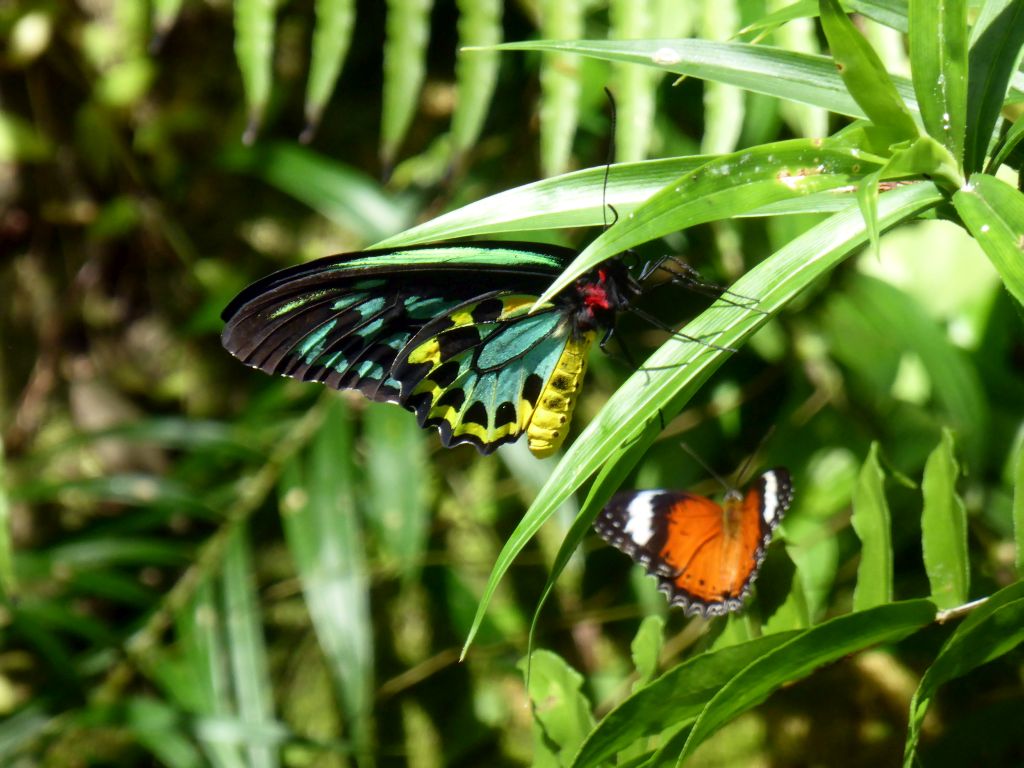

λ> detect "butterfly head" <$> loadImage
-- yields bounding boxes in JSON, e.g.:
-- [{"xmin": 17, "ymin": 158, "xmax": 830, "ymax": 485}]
[{"xmin": 568, "ymin": 259, "xmax": 640, "ymax": 333}]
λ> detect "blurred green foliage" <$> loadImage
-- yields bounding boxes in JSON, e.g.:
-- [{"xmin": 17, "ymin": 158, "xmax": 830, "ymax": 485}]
[{"xmin": 1, "ymin": 0, "xmax": 1023, "ymax": 766}]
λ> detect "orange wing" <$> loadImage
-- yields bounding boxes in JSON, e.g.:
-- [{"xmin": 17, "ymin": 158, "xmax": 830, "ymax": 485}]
[{"xmin": 595, "ymin": 468, "xmax": 793, "ymax": 617}]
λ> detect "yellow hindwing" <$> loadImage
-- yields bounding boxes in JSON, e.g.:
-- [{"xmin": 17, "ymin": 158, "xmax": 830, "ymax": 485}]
[{"xmin": 527, "ymin": 331, "xmax": 596, "ymax": 458}]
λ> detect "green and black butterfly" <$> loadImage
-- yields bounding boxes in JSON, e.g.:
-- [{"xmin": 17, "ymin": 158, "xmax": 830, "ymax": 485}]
[{"xmin": 221, "ymin": 242, "xmax": 642, "ymax": 457}]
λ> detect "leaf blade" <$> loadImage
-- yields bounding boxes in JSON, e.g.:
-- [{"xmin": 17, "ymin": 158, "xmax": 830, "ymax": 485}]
[
  {"xmin": 851, "ymin": 442, "xmax": 894, "ymax": 611},
  {"xmin": 921, "ymin": 428, "xmax": 970, "ymax": 610}
]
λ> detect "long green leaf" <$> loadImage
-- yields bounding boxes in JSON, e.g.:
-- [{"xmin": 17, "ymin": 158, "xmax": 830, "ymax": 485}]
[
  {"xmin": 987, "ymin": 113, "xmax": 1024, "ymax": 173},
  {"xmin": 610, "ymin": 0, "xmax": 659, "ymax": 163},
  {"xmin": 965, "ymin": 0, "xmax": 1024, "ymax": 173},
  {"xmin": 819, "ymin": 0, "xmax": 919, "ymax": 140},
  {"xmin": 451, "ymin": 0, "xmax": 502, "ymax": 162},
  {"xmin": 126, "ymin": 696, "xmax": 204, "ymax": 768},
  {"xmin": 303, "ymin": 0, "xmax": 356, "ymax": 140},
  {"xmin": 234, "ymin": 0, "xmax": 276, "ymax": 144},
  {"xmin": 221, "ymin": 526, "xmax": 278, "ymax": 768},
  {"xmin": 909, "ymin": 0, "xmax": 967, "ymax": 163},
  {"xmin": 538, "ymin": 140, "xmax": 884, "ymax": 305},
  {"xmin": 363, "ymin": 404, "xmax": 431, "ymax": 582},
  {"xmin": 375, "ymin": 155, "xmax": 896, "ymax": 251},
  {"xmin": 699, "ymin": 0, "xmax": 743, "ymax": 155},
  {"xmin": 375, "ymin": 156, "xmax": 713, "ymax": 245},
  {"xmin": 851, "ymin": 442, "xmax": 893, "ymax": 611},
  {"xmin": 381, "ymin": 0, "xmax": 434, "ymax": 170},
  {"xmin": 488, "ymin": 38, "xmax": 921, "ymax": 122},
  {"xmin": 678, "ymin": 600, "xmax": 936, "ymax": 763},
  {"xmin": 571, "ymin": 632, "xmax": 798, "ymax": 767},
  {"xmin": 921, "ymin": 428, "xmax": 970, "ymax": 610},
  {"xmin": 461, "ymin": 182, "xmax": 944, "ymax": 657},
  {"xmin": 953, "ymin": 173, "xmax": 1024, "ymax": 307},
  {"xmin": 184, "ymin": 581, "xmax": 246, "ymax": 768},
  {"xmin": 741, "ymin": 0, "xmax": 912, "ymax": 35},
  {"xmin": 904, "ymin": 581, "xmax": 1024, "ymax": 765},
  {"xmin": 279, "ymin": 399, "xmax": 374, "ymax": 757},
  {"xmin": 538, "ymin": 0, "xmax": 583, "ymax": 177}
]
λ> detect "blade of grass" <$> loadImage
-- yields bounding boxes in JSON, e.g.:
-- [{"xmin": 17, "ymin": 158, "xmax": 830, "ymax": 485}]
[
  {"xmin": 609, "ymin": 0, "xmax": 658, "ymax": 163},
  {"xmin": 234, "ymin": 0, "xmax": 276, "ymax": 143},
  {"xmin": 953, "ymin": 172, "xmax": 1024, "ymax": 307},
  {"xmin": 279, "ymin": 399, "xmax": 374, "ymax": 757},
  {"xmin": 986, "ymin": 114, "xmax": 1024, "ymax": 173},
  {"xmin": 851, "ymin": 442, "xmax": 893, "ymax": 611},
  {"xmin": 303, "ymin": 0, "xmax": 356, "ymax": 141},
  {"xmin": 537, "ymin": 0, "xmax": 582, "ymax": 177},
  {"xmin": 525, "ymin": 418, "xmax": 661, "ymax": 670},
  {"xmin": 909, "ymin": 0, "xmax": 967, "ymax": 163},
  {"xmin": 965, "ymin": 0, "xmax": 1024, "ymax": 173},
  {"xmin": 819, "ymin": 0, "xmax": 919, "ymax": 140},
  {"xmin": 126, "ymin": 696, "xmax": 204, "ymax": 768},
  {"xmin": 375, "ymin": 156, "xmax": 712, "ymax": 245},
  {"xmin": 451, "ymin": 0, "xmax": 502, "ymax": 163},
  {"xmin": 921, "ymin": 428, "xmax": 970, "ymax": 610},
  {"xmin": 740, "ymin": 0, "xmax": 911, "ymax": 35},
  {"xmin": 699, "ymin": 0, "xmax": 744, "ymax": 155},
  {"xmin": 221, "ymin": 526, "xmax": 278, "ymax": 768},
  {"xmin": 374, "ymin": 156, "xmax": 878, "ymax": 249},
  {"xmin": 484, "ymin": 38, "xmax": 920, "ymax": 121},
  {"xmin": 363, "ymin": 404, "xmax": 431, "ymax": 583},
  {"xmin": 461, "ymin": 181, "xmax": 944, "ymax": 656},
  {"xmin": 381, "ymin": 0, "xmax": 434, "ymax": 171},
  {"xmin": 184, "ymin": 581, "xmax": 246, "ymax": 768}
]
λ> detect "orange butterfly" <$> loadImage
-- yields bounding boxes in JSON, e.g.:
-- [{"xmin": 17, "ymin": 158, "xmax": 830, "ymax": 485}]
[{"xmin": 595, "ymin": 468, "xmax": 793, "ymax": 616}]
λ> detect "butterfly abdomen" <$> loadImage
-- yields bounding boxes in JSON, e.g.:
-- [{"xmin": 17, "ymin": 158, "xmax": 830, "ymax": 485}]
[{"xmin": 526, "ymin": 330, "xmax": 596, "ymax": 457}]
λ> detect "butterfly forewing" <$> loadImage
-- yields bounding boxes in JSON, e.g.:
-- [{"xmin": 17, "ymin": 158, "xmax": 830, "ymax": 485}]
[{"xmin": 596, "ymin": 468, "xmax": 793, "ymax": 616}]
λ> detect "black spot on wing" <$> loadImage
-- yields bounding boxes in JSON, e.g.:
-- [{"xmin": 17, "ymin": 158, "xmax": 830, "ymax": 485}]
[
  {"xmin": 495, "ymin": 401, "xmax": 517, "ymax": 427},
  {"xmin": 463, "ymin": 401, "xmax": 489, "ymax": 429},
  {"xmin": 523, "ymin": 373, "xmax": 543, "ymax": 408},
  {"xmin": 438, "ymin": 326, "xmax": 481, "ymax": 360},
  {"xmin": 436, "ymin": 387, "xmax": 466, "ymax": 411},
  {"xmin": 471, "ymin": 298, "xmax": 505, "ymax": 323},
  {"xmin": 431, "ymin": 360, "xmax": 461, "ymax": 389}
]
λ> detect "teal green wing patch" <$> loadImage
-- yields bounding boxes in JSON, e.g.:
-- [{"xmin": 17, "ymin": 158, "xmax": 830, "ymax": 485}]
[
  {"xmin": 220, "ymin": 244, "xmax": 569, "ymax": 405},
  {"xmin": 392, "ymin": 295, "xmax": 570, "ymax": 453}
]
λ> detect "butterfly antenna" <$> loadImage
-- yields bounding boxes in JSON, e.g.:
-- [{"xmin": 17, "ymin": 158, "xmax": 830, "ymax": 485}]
[
  {"xmin": 602, "ymin": 87, "xmax": 617, "ymax": 231},
  {"xmin": 733, "ymin": 425, "xmax": 777, "ymax": 486},
  {"xmin": 679, "ymin": 442, "xmax": 733, "ymax": 493}
]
